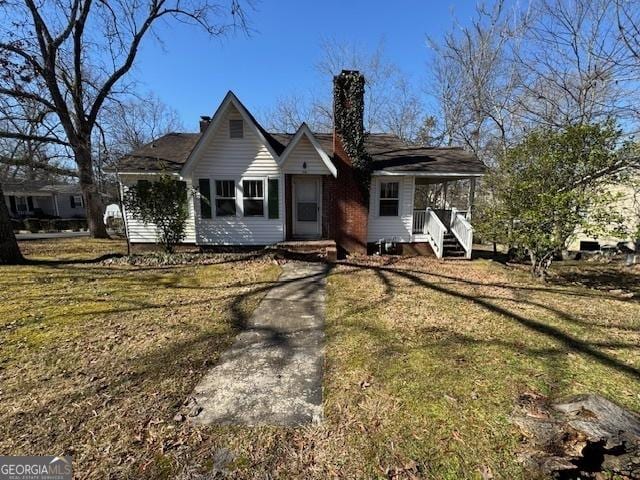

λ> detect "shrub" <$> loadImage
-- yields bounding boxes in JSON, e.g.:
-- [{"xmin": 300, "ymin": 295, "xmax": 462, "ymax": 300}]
[
  {"xmin": 11, "ymin": 219, "xmax": 24, "ymax": 232},
  {"xmin": 24, "ymin": 218, "xmax": 42, "ymax": 233},
  {"xmin": 124, "ymin": 175, "xmax": 190, "ymax": 253}
]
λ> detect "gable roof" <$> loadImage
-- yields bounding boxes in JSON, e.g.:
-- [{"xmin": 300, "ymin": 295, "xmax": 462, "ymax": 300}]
[
  {"xmin": 115, "ymin": 130, "xmax": 485, "ymax": 176},
  {"xmin": 277, "ymin": 123, "xmax": 337, "ymax": 177},
  {"xmin": 181, "ymin": 91, "xmax": 281, "ymax": 175},
  {"xmin": 114, "ymin": 92, "xmax": 484, "ymax": 176}
]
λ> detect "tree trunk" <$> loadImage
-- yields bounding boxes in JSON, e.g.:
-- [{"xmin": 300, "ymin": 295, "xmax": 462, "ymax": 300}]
[
  {"xmin": 76, "ymin": 143, "xmax": 109, "ymax": 239},
  {"xmin": 0, "ymin": 183, "xmax": 24, "ymax": 264},
  {"xmin": 529, "ymin": 250, "xmax": 554, "ymax": 282}
]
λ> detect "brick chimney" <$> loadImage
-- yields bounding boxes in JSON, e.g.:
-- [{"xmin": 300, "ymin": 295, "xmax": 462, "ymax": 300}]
[
  {"xmin": 330, "ymin": 70, "xmax": 369, "ymax": 256},
  {"xmin": 199, "ymin": 116, "xmax": 211, "ymax": 132}
]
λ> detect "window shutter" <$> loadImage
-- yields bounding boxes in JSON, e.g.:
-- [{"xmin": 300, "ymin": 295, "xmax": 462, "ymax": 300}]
[
  {"xmin": 199, "ymin": 178, "xmax": 212, "ymax": 219},
  {"xmin": 8, "ymin": 195, "xmax": 16, "ymax": 213},
  {"xmin": 70, "ymin": 195, "xmax": 75, "ymax": 208},
  {"xmin": 229, "ymin": 119, "xmax": 244, "ymax": 138},
  {"xmin": 268, "ymin": 179, "xmax": 279, "ymax": 219}
]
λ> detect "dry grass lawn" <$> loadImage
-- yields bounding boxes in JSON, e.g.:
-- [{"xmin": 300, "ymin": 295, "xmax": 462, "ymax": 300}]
[{"xmin": 1, "ymin": 239, "xmax": 639, "ymax": 479}]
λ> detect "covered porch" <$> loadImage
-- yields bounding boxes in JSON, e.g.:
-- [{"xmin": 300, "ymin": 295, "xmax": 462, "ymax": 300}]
[{"xmin": 411, "ymin": 176, "xmax": 478, "ymax": 259}]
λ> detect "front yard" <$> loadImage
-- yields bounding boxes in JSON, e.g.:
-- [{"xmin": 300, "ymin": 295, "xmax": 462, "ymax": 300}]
[{"xmin": 1, "ymin": 239, "xmax": 638, "ymax": 478}]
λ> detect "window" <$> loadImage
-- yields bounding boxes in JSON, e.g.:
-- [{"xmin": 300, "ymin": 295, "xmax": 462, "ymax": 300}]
[
  {"xmin": 267, "ymin": 178, "xmax": 279, "ymax": 219},
  {"xmin": 379, "ymin": 181, "xmax": 399, "ymax": 216},
  {"xmin": 70, "ymin": 194, "xmax": 83, "ymax": 208},
  {"xmin": 229, "ymin": 119, "xmax": 244, "ymax": 139},
  {"xmin": 242, "ymin": 179, "xmax": 264, "ymax": 217},
  {"xmin": 199, "ymin": 178, "xmax": 212, "ymax": 219},
  {"xmin": 16, "ymin": 196, "xmax": 27, "ymax": 212},
  {"xmin": 215, "ymin": 180, "xmax": 236, "ymax": 216}
]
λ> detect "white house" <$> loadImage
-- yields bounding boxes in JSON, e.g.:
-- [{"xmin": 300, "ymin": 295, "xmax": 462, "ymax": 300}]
[{"xmin": 115, "ymin": 71, "xmax": 485, "ymax": 258}]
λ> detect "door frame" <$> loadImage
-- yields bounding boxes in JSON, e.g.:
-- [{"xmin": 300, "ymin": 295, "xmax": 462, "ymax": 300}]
[{"xmin": 292, "ymin": 175, "xmax": 322, "ymax": 239}]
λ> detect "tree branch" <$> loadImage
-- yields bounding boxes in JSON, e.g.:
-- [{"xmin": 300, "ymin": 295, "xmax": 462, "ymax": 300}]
[{"xmin": 0, "ymin": 131, "xmax": 71, "ymax": 147}]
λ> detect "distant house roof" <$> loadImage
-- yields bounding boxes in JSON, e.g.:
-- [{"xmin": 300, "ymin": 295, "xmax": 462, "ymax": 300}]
[
  {"xmin": 1, "ymin": 179, "xmax": 83, "ymax": 195},
  {"xmin": 116, "ymin": 130, "xmax": 485, "ymax": 175}
]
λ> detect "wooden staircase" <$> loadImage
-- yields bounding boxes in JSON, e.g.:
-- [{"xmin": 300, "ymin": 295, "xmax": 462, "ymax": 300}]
[{"xmin": 442, "ymin": 232, "xmax": 466, "ymax": 258}]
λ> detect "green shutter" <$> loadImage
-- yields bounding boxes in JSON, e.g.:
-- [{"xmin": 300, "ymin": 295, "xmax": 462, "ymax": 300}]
[
  {"xmin": 268, "ymin": 178, "xmax": 279, "ymax": 219},
  {"xmin": 199, "ymin": 178, "xmax": 212, "ymax": 219}
]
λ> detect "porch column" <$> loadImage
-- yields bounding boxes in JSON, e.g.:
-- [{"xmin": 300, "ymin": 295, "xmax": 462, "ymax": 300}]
[
  {"xmin": 442, "ymin": 181, "xmax": 448, "ymax": 209},
  {"xmin": 467, "ymin": 178, "xmax": 476, "ymax": 220},
  {"xmin": 53, "ymin": 194, "xmax": 60, "ymax": 217}
]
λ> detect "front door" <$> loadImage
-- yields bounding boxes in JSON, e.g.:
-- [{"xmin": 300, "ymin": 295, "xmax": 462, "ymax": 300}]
[{"xmin": 293, "ymin": 177, "xmax": 321, "ymax": 238}]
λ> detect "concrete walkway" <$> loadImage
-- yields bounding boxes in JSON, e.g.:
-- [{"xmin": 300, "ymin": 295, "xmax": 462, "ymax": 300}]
[{"xmin": 189, "ymin": 262, "xmax": 328, "ymax": 426}]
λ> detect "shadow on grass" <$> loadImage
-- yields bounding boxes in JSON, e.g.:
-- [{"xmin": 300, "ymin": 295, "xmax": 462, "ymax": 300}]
[
  {"xmin": 553, "ymin": 266, "xmax": 640, "ymax": 296},
  {"xmin": 335, "ymin": 260, "xmax": 640, "ymax": 381}
]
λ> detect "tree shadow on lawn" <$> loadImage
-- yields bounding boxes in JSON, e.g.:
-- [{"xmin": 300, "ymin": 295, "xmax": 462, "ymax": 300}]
[
  {"xmin": 7, "ymin": 266, "xmax": 328, "ymax": 422},
  {"xmin": 335, "ymin": 261, "xmax": 640, "ymax": 381},
  {"xmin": 553, "ymin": 265, "xmax": 640, "ymax": 296}
]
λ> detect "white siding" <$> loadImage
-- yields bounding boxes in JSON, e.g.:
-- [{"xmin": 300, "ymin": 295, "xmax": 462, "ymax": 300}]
[
  {"xmin": 281, "ymin": 136, "xmax": 332, "ymax": 175},
  {"xmin": 120, "ymin": 175, "xmax": 197, "ymax": 244},
  {"xmin": 191, "ymin": 105, "xmax": 285, "ymax": 245},
  {"xmin": 367, "ymin": 176, "xmax": 414, "ymax": 243}
]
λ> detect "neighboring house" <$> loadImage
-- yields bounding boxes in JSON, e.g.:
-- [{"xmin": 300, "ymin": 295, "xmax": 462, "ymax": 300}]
[
  {"xmin": 2, "ymin": 180, "xmax": 86, "ymax": 219},
  {"xmin": 568, "ymin": 176, "xmax": 640, "ymax": 251},
  {"xmin": 115, "ymin": 70, "xmax": 485, "ymax": 258}
]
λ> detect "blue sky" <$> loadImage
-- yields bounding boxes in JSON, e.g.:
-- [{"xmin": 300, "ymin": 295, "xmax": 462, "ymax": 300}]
[{"xmin": 134, "ymin": 0, "xmax": 480, "ymax": 131}]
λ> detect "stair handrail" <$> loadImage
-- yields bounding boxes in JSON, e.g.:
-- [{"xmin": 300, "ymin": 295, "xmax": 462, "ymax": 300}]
[
  {"xmin": 424, "ymin": 207, "xmax": 446, "ymax": 259},
  {"xmin": 450, "ymin": 208, "xmax": 473, "ymax": 259}
]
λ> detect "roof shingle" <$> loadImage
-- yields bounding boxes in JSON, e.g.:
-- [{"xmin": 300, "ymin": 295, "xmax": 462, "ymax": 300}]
[{"xmin": 115, "ymin": 131, "xmax": 485, "ymax": 175}]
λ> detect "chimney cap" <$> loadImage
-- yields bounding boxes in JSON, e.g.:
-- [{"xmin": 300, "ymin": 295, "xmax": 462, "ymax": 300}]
[{"xmin": 200, "ymin": 115, "xmax": 211, "ymax": 121}]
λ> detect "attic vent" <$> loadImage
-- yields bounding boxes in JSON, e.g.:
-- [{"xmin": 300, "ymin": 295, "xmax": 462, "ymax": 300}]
[{"xmin": 229, "ymin": 119, "xmax": 244, "ymax": 139}]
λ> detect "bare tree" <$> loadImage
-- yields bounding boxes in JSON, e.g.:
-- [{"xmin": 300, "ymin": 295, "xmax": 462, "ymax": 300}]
[
  {"xmin": 103, "ymin": 93, "xmax": 183, "ymax": 155},
  {"xmin": 0, "ymin": 182, "xmax": 23, "ymax": 264},
  {"xmin": 0, "ymin": 95, "xmax": 76, "ymax": 180},
  {"xmin": 0, "ymin": 0, "xmax": 248, "ymax": 238},
  {"xmin": 263, "ymin": 39, "xmax": 427, "ymax": 142},
  {"xmin": 516, "ymin": 0, "xmax": 637, "ymax": 128},
  {"xmin": 427, "ymin": 0, "xmax": 525, "ymax": 164}
]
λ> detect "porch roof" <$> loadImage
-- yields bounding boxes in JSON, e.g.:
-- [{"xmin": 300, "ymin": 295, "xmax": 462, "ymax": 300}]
[{"xmin": 1, "ymin": 180, "xmax": 83, "ymax": 195}]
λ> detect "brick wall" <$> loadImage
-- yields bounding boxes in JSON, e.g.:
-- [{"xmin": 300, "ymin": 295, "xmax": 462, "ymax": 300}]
[{"xmin": 332, "ymin": 133, "xmax": 369, "ymax": 255}]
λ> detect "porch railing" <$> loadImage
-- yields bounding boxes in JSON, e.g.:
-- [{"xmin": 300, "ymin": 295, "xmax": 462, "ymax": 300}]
[
  {"xmin": 424, "ymin": 208, "xmax": 446, "ymax": 259},
  {"xmin": 412, "ymin": 209, "xmax": 427, "ymax": 234},
  {"xmin": 450, "ymin": 208, "xmax": 473, "ymax": 259}
]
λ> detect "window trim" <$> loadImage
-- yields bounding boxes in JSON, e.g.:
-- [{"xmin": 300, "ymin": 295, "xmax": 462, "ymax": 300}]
[
  {"xmin": 378, "ymin": 180, "xmax": 400, "ymax": 217},
  {"xmin": 214, "ymin": 178, "xmax": 237, "ymax": 217},
  {"xmin": 241, "ymin": 177, "xmax": 266, "ymax": 218}
]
